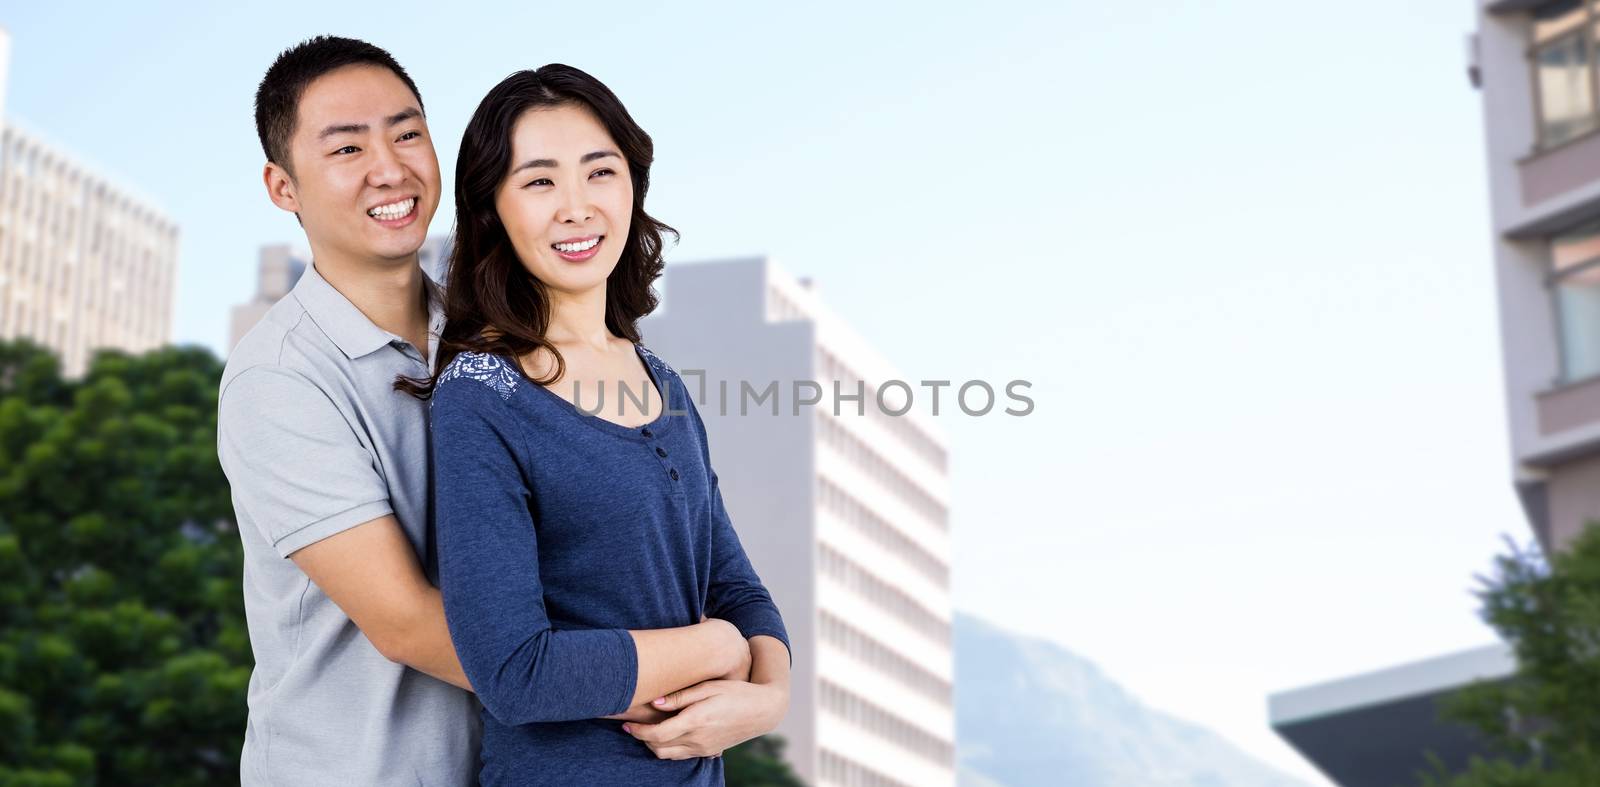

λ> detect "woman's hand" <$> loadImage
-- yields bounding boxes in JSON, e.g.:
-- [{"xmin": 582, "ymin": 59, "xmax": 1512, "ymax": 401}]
[{"xmin": 621, "ymin": 678, "xmax": 789, "ymax": 760}]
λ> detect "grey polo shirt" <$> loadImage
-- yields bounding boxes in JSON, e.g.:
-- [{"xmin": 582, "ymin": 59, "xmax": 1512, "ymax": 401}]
[{"xmin": 217, "ymin": 262, "xmax": 480, "ymax": 787}]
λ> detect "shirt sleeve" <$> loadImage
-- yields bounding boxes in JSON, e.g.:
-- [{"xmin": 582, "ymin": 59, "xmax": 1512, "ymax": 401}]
[
  {"xmin": 216, "ymin": 366, "xmax": 394, "ymax": 558},
  {"xmin": 430, "ymin": 374, "xmax": 639, "ymax": 724},
  {"xmin": 686, "ymin": 392, "xmax": 793, "ymax": 664}
]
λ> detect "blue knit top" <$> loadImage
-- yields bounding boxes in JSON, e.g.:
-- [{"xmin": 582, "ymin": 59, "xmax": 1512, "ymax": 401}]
[{"xmin": 429, "ymin": 343, "xmax": 789, "ymax": 787}]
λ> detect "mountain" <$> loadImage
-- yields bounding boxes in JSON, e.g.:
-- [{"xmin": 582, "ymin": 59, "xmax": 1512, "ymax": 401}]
[{"xmin": 955, "ymin": 612, "xmax": 1312, "ymax": 787}]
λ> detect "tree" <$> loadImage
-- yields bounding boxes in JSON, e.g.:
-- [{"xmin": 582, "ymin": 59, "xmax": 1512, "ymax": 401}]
[
  {"xmin": 724, "ymin": 734, "xmax": 806, "ymax": 787},
  {"xmin": 0, "ymin": 340, "xmax": 249, "ymax": 787},
  {"xmin": 1415, "ymin": 525, "xmax": 1600, "ymax": 786}
]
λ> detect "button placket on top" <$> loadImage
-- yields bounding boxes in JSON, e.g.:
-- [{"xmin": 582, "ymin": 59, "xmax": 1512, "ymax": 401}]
[{"xmin": 639, "ymin": 421, "xmax": 681, "ymax": 485}]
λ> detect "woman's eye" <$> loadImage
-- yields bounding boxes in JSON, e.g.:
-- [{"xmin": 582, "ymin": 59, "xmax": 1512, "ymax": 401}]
[
  {"xmin": 523, "ymin": 178, "xmax": 553, "ymax": 188},
  {"xmin": 591, "ymin": 168, "xmax": 614, "ymax": 178}
]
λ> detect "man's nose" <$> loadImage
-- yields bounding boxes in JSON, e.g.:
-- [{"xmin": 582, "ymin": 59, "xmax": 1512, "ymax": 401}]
[{"xmin": 366, "ymin": 142, "xmax": 405, "ymax": 187}]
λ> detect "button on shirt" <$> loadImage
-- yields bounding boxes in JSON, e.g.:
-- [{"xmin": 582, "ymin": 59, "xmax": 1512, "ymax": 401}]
[
  {"xmin": 216, "ymin": 263, "xmax": 480, "ymax": 787},
  {"xmin": 429, "ymin": 345, "xmax": 790, "ymax": 787}
]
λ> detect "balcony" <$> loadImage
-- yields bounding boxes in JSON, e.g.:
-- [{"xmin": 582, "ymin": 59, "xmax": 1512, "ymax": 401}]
[{"xmin": 1521, "ymin": 130, "xmax": 1600, "ymax": 211}]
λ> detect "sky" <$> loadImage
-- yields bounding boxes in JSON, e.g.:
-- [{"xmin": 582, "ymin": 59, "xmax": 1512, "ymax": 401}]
[{"xmin": 2, "ymin": 2, "xmax": 1513, "ymax": 784}]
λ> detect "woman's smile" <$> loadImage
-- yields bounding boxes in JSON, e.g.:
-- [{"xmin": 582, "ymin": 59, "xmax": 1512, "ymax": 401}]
[{"xmin": 552, "ymin": 234, "xmax": 604, "ymax": 262}]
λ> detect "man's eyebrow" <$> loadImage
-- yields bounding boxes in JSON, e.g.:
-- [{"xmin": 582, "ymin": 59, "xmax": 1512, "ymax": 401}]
[
  {"xmin": 317, "ymin": 107, "xmax": 423, "ymax": 140},
  {"xmin": 318, "ymin": 122, "xmax": 368, "ymax": 140},
  {"xmin": 386, "ymin": 107, "xmax": 422, "ymax": 127},
  {"xmin": 510, "ymin": 149, "xmax": 622, "ymax": 176}
]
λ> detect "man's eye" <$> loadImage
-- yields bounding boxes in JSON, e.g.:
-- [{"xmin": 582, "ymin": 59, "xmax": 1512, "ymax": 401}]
[
  {"xmin": 334, "ymin": 146, "xmax": 359, "ymax": 155},
  {"xmin": 591, "ymin": 168, "xmax": 615, "ymax": 178},
  {"xmin": 399, "ymin": 131, "xmax": 421, "ymax": 141}
]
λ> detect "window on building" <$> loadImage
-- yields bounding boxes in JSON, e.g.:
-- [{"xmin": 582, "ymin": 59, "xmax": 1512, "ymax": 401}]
[
  {"xmin": 1551, "ymin": 218, "xmax": 1600, "ymax": 381},
  {"xmin": 1533, "ymin": 0, "xmax": 1600, "ymax": 148}
]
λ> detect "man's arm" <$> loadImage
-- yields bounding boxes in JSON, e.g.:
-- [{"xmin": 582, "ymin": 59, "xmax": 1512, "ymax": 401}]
[
  {"xmin": 217, "ymin": 366, "xmax": 469, "ymax": 690},
  {"xmin": 289, "ymin": 514, "xmax": 470, "ymax": 690}
]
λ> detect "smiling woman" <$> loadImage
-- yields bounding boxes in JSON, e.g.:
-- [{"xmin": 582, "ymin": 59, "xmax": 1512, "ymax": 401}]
[{"xmin": 396, "ymin": 65, "xmax": 793, "ymax": 787}]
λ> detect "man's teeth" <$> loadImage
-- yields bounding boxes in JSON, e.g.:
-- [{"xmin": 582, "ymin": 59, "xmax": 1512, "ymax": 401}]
[
  {"xmin": 553, "ymin": 237, "xmax": 601, "ymax": 253},
  {"xmin": 368, "ymin": 198, "xmax": 416, "ymax": 219}
]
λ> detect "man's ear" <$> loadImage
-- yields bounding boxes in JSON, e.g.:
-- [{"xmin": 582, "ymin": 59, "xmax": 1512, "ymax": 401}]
[{"xmin": 263, "ymin": 161, "xmax": 301, "ymax": 215}]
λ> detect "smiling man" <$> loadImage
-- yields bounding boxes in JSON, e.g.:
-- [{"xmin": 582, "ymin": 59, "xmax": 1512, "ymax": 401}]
[{"xmin": 216, "ymin": 37, "xmax": 479, "ymax": 786}]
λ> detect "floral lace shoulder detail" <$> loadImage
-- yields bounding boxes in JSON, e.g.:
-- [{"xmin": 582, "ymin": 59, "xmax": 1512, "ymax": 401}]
[
  {"xmin": 635, "ymin": 344, "xmax": 677, "ymax": 379},
  {"xmin": 437, "ymin": 351, "xmax": 520, "ymax": 401}
]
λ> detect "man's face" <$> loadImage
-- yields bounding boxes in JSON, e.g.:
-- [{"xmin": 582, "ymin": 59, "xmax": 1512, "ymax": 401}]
[{"xmin": 266, "ymin": 65, "xmax": 440, "ymax": 265}]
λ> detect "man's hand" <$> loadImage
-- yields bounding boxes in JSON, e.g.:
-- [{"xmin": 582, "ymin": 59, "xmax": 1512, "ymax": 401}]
[{"xmin": 621, "ymin": 678, "xmax": 788, "ymax": 760}]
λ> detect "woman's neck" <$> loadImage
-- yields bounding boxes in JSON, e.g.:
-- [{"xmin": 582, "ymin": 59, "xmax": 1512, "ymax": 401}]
[{"xmin": 545, "ymin": 282, "xmax": 615, "ymax": 351}]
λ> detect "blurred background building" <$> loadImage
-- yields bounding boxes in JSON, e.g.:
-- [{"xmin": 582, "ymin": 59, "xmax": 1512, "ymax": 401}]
[
  {"xmin": 226, "ymin": 234, "xmax": 449, "ymax": 352},
  {"xmin": 642, "ymin": 257, "xmax": 955, "ymax": 787},
  {"xmin": 1267, "ymin": 1, "xmax": 1600, "ymax": 782},
  {"xmin": 0, "ymin": 26, "xmax": 179, "ymax": 377}
]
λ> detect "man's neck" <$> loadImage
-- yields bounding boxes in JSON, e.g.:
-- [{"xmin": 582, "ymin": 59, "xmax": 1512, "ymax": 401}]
[{"xmin": 311, "ymin": 249, "xmax": 430, "ymax": 352}]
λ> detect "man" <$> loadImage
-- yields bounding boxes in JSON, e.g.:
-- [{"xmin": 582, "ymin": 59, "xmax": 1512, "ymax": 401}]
[{"xmin": 218, "ymin": 37, "xmax": 479, "ymax": 786}]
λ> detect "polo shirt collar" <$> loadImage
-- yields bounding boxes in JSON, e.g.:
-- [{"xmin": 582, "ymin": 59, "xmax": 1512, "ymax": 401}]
[{"xmin": 293, "ymin": 261, "xmax": 445, "ymax": 361}]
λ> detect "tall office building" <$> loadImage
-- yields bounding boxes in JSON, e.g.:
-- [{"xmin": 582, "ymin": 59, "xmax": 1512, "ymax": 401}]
[
  {"xmin": 641, "ymin": 258, "xmax": 955, "ymax": 787},
  {"xmin": 0, "ymin": 27, "xmax": 180, "ymax": 377},
  {"xmin": 1268, "ymin": 3, "xmax": 1600, "ymax": 782},
  {"xmin": 228, "ymin": 234, "xmax": 451, "ymax": 352}
]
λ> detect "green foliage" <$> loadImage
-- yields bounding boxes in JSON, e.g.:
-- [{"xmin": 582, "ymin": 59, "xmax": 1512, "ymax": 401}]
[
  {"xmin": 724, "ymin": 734, "xmax": 806, "ymax": 787},
  {"xmin": 0, "ymin": 341, "xmax": 248, "ymax": 787},
  {"xmin": 1415, "ymin": 526, "xmax": 1600, "ymax": 786}
]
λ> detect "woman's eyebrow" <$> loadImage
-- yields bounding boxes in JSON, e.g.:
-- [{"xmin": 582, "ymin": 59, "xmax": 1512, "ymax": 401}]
[{"xmin": 510, "ymin": 150, "xmax": 621, "ymax": 176}]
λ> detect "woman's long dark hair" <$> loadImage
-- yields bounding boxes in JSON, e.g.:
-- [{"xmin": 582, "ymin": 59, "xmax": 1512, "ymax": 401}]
[{"xmin": 397, "ymin": 64, "xmax": 676, "ymax": 399}]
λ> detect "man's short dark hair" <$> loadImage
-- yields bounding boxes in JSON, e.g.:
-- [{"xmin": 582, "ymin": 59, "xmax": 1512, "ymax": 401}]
[{"xmin": 254, "ymin": 36, "xmax": 425, "ymax": 177}]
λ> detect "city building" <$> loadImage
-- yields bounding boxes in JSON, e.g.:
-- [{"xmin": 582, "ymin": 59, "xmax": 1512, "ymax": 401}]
[
  {"xmin": 228, "ymin": 244, "xmax": 308, "ymax": 353},
  {"xmin": 0, "ymin": 26, "xmax": 180, "ymax": 377},
  {"xmin": 1268, "ymin": 1, "xmax": 1600, "ymax": 782},
  {"xmin": 227, "ymin": 234, "xmax": 450, "ymax": 352},
  {"xmin": 640, "ymin": 257, "xmax": 956, "ymax": 787}
]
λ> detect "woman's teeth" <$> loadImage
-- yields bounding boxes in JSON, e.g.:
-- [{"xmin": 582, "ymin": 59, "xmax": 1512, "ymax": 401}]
[
  {"xmin": 553, "ymin": 237, "xmax": 601, "ymax": 253},
  {"xmin": 368, "ymin": 198, "xmax": 416, "ymax": 220}
]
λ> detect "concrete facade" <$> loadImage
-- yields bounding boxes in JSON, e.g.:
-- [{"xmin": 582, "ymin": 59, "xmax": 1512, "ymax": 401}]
[
  {"xmin": 1478, "ymin": 0, "xmax": 1600, "ymax": 551},
  {"xmin": 641, "ymin": 258, "xmax": 955, "ymax": 787},
  {"xmin": 0, "ymin": 27, "xmax": 179, "ymax": 377}
]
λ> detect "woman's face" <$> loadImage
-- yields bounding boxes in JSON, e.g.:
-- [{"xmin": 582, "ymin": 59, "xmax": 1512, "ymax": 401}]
[{"xmin": 495, "ymin": 103, "xmax": 634, "ymax": 298}]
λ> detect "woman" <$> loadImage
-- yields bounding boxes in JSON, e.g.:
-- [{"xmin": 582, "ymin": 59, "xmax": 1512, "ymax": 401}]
[{"xmin": 399, "ymin": 66, "xmax": 791, "ymax": 785}]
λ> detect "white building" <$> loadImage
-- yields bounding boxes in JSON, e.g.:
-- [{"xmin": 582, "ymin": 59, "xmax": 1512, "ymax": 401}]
[
  {"xmin": 228, "ymin": 234, "xmax": 450, "ymax": 352},
  {"xmin": 641, "ymin": 257, "xmax": 955, "ymax": 787},
  {"xmin": 0, "ymin": 26, "xmax": 180, "ymax": 377}
]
